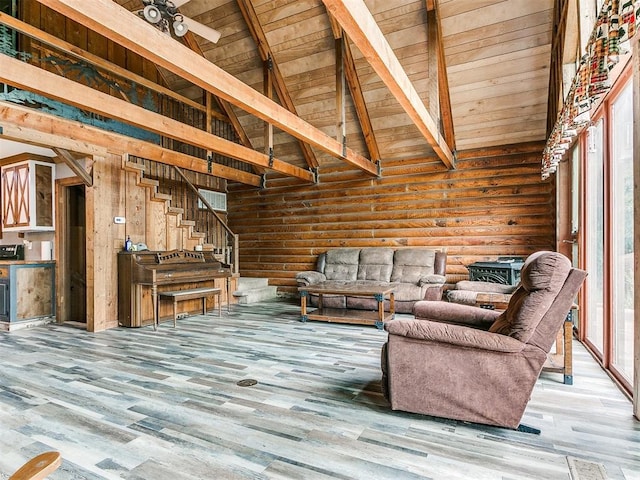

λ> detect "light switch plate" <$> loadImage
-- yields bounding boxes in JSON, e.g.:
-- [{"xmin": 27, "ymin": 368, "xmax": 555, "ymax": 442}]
[{"xmin": 114, "ymin": 216, "xmax": 126, "ymax": 224}]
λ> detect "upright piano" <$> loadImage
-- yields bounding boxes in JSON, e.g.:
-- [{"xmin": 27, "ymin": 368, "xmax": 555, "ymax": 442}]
[{"xmin": 118, "ymin": 250, "xmax": 232, "ymax": 327}]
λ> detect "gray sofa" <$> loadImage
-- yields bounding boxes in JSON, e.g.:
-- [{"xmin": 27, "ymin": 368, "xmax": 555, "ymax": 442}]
[{"xmin": 295, "ymin": 248, "xmax": 447, "ymax": 313}]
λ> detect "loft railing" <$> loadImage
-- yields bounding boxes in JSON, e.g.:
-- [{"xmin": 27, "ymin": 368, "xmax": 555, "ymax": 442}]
[{"xmin": 0, "ymin": 13, "xmax": 253, "ymax": 173}]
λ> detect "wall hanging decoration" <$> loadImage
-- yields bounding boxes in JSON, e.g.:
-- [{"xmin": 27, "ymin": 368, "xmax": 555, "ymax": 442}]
[{"xmin": 542, "ymin": 0, "xmax": 639, "ymax": 179}]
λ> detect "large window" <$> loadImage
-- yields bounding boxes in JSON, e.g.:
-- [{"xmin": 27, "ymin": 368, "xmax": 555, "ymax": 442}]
[
  {"xmin": 584, "ymin": 119, "xmax": 605, "ymax": 354},
  {"xmin": 581, "ymin": 72, "xmax": 634, "ymax": 391},
  {"xmin": 610, "ymin": 82, "xmax": 634, "ymax": 383}
]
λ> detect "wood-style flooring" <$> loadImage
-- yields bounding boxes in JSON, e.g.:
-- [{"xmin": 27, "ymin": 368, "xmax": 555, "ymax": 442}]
[{"xmin": 0, "ymin": 299, "xmax": 638, "ymax": 479}]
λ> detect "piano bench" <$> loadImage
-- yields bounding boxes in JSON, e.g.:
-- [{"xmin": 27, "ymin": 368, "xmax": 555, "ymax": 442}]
[{"xmin": 158, "ymin": 287, "xmax": 222, "ymax": 327}]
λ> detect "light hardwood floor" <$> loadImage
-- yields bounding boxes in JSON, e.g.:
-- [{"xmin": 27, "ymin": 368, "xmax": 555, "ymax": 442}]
[{"xmin": 0, "ymin": 299, "xmax": 638, "ymax": 479}]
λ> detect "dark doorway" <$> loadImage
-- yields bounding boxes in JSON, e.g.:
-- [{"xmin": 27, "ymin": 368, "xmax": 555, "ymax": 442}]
[{"xmin": 65, "ymin": 184, "xmax": 86, "ymax": 323}]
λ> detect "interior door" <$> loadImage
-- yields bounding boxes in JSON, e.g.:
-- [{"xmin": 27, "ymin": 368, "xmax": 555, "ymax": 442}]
[{"xmin": 66, "ymin": 184, "xmax": 86, "ymax": 323}]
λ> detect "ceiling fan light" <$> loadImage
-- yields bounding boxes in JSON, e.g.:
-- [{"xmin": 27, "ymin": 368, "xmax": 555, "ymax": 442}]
[
  {"xmin": 143, "ymin": 5, "xmax": 162, "ymax": 24},
  {"xmin": 173, "ymin": 20, "xmax": 188, "ymax": 37}
]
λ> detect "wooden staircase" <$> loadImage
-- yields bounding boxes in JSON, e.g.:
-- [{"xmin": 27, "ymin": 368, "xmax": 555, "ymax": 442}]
[{"xmin": 122, "ymin": 158, "xmax": 207, "ymax": 253}]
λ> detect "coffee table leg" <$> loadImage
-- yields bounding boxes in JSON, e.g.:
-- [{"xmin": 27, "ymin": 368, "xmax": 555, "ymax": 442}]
[
  {"xmin": 374, "ymin": 293, "xmax": 384, "ymax": 330},
  {"xmin": 390, "ymin": 292, "xmax": 395, "ymax": 320},
  {"xmin": 300, "ymin": 290, "xmax": 308, "ymax": 322}
]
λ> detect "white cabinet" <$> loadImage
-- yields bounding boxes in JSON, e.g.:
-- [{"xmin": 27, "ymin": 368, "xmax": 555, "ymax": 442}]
[{"xmin": 1, "ymin": 154, "xmax": 55, "ymax": 232}]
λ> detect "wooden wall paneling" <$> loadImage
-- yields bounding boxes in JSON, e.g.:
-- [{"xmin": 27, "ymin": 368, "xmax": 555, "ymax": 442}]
[
  {"xmin": 228, "ymin": 145, "xmax": 554, "ymax": 293},
  {"xmin": 20, "ymin": 0, "xmax": 41, "ymax": 55},
  {"xmin": 41, "ymin": 4, "xmax": 65, "ymax": 40},
  {"xmin": 64, "ymin": 16, "xmax": 86, "ymax": 51},
  {"xmin": 85, "ymin": 154, "xmax": 124, "ymax": 332}
]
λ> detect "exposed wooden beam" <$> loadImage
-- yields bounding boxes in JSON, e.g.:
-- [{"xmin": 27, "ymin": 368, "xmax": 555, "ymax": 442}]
[
  {"xmin": 322, "ymin": 0, "xmax": 455, "ymax": 169},
  {"xmin": 264, "ymin": 58, "xmax": 274, "ymax": 161},
  {"xmin": 0, "ymin": 55, "xmax": 314, "ymax": 182},
  {"xmin": 336, "ymin": 36, "xmax": 347, "ymax": 146},
  {"xmin": 36, "ymin": 0, "xmax": 376, "ymax": 175},
  {"xmin": 0, "ymin": 101, "xmax": 263, "ymax": 187},
  {"xmin": 181, "ymin": 32, "xmax": 265, "ymax": 177},
  {"xmin": 456, "ymin": 141, "xmax": 545, "ymax": 160},
  {"xmin": 430, "ymin": 0, "xmax": 456, "ymax": 152},
  {"xmin": 0, "ymin": 12, "xmax": 227, "ymax": 120},
  {"xmin": 180, "ymin": 33, "xmax": 255, "ymax": 151},
  {"xmin": 235, "ymin": 0, "xmax": 319, "ymax": 169},
  {"xmin": 327, "ymin": 15, "xmax": 381, "ymax": 162},
  {"xmin": 53, "ymin": 148, "xmax": 93, "ymax": 186}
]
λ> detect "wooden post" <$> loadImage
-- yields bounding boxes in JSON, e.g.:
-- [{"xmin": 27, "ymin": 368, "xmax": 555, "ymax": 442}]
[
  {"xmin": 336, "ymin": 36, "xmax": 346, "ymax": 149},
  {"xmin": 263, "ymin": 56, "xmax": 274, "ymax": 164}
]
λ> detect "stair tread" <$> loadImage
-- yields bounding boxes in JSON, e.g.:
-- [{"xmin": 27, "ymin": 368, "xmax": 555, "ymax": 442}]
[
  {"xmin": 233, "ymin": 285, "xmax": 277, "ymax": 296},
  {"xmin": 139, "ymin": 178, "xmax": 159, "ymax": 187},
  {"xmin": 123, "ymin": 161, "xmax": 145, "ymax": 172}
]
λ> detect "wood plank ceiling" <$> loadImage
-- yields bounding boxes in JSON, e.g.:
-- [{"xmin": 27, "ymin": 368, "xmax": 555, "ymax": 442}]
[
  {"xmin": 439, "ymin": 0, "xmax": 554, "ymax": 150},
  {"xmin": 59, "ymin": 0, "xmax": 555, "ymax": 176}
]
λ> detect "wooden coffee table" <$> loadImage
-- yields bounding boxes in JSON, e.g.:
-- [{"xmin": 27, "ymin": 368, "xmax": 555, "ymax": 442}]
[{"xmin": 298, "ymin": 282, "xmax": 396, "ymax": 329}]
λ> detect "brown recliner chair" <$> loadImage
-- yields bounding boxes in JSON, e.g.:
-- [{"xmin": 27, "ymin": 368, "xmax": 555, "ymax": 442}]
[{"xmin": 381, "ymin": 251, "xmax": 586, "ymax": 432}]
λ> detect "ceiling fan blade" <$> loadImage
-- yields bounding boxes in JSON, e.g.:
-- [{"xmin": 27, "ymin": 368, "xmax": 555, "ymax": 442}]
[
  {"xmin": 182, "ymin": 16, "xmax": 221, "ymax": 43},
  {"xmin": 172, "ymin": 0, "xmax": 191, "ymax": 7}
]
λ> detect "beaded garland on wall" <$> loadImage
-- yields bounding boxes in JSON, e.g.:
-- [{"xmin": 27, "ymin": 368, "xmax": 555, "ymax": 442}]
[{"xmin": 542, "ymin": 0, "xmax": 639, "ymax": 179}]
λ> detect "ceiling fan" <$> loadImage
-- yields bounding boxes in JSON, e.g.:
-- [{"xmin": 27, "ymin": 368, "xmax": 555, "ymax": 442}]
[{"xmin": 138, "ymin": 0, "xmax": 221, "ymax": 43}]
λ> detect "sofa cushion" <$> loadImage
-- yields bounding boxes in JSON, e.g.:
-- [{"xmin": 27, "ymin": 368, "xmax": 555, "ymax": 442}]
[
  {"xmin": 489, "ymin": 251, "xmax": 572, "ymax": 343},
  {"xmin": 391, "ymin": 249, "xmax": 436, "ymax": 284},
  {"xmin": 324, "ymin": 248, "xmax": 360, "ymax": 281},
  {"xmin": 357, "ymin": 248, "xmax": 394, "ymax": 282},
  {"xmin": 393, "ymin": 283, "xmax": 428, "ymax": 302}
]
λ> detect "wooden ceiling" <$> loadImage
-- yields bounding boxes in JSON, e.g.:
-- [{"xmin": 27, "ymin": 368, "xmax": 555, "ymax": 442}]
[
  {"xmin": 439, "ymin": 0, "xmax": 554, "ymax": 151},
  {"xmin": 41, "ymin": 0, "xmax": 555, "ymax": 176}
]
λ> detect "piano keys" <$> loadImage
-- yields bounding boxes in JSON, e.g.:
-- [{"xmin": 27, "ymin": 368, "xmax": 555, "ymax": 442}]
[{"xmin": 118, "ymin": 250, "xmax": 232, "ymax": 327}]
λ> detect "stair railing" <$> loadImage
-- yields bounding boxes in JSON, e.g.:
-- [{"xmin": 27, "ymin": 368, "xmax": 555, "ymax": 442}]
[{"xmin": 172, "ymin": 166, "xmax": 239, "ymax": 276}]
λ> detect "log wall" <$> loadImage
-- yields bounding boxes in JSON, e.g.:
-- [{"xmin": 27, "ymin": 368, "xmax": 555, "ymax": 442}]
[{"xmin": 228, "ymin": 144, "xmax": 555, "ymax": 294}]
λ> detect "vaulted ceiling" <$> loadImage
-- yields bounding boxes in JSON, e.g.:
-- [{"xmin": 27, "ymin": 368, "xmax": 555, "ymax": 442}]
[{"xmin": 111, "ymin": 0, "xmax": 554, "ymax": 171}]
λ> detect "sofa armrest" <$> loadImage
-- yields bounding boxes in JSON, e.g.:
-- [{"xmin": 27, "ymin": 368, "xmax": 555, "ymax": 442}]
[
  {"xmin": 295, "ymin": 271, "xmax": 326, "ymax": 287},
  {"xmin": 422, "ymin": 284, "xmax": 445, "ymax": 301},
  {"xmin": 419, "ymin": 274, "xmax": 446, "ymax": 286},
  {"xmin": 385, "ymin": 319, "xmax": 525, "ymax": 353}
]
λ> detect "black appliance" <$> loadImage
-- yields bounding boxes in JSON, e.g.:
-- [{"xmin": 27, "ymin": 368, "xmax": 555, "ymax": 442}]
[
  {"xmin": 468, "ymin": 257, "xmax": 525, "ymax": 286},
  {"xmin": 0, "ymin": 244, "xmax": 25, "ymax": 261}
]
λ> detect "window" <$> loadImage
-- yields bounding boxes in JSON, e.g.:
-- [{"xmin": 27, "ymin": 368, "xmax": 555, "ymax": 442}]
[
  {"xmin": 580, "ymin": 70, "xmax": 634, "ymax": 392},
  {"xmin": 584, "ymin": 119, "xmax": 605, "ymax": 354},
  {"xmin": 198, "ymin": 189, "xmax": 227, "ymax": 212},
  {"xmin": 609, "ymin": 82, "xmax": 634, "ymax": 382}
]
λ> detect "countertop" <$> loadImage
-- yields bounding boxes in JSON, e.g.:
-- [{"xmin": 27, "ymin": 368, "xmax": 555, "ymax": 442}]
[{"xmin": 0, "ymin": 260, "xmax": 56, "ymax": 265}]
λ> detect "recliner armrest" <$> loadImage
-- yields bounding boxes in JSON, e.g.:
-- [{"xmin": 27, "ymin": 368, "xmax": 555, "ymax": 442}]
[
  {"xmin": 413, "ymin": 300, "xmax": 500, "ymax": 328},
  {"xmin": 295, "ymin": 271, "xmax": 326, "ymax": 286},
  {"xmin": 385, "ymin": 319, "xmax": 525, "ymax": 353}
]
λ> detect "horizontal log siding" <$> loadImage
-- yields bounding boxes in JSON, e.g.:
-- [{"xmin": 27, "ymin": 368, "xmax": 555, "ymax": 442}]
[{"xmin": 228, "ymin": 146, "xmax": 555, "ymax": 294}]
